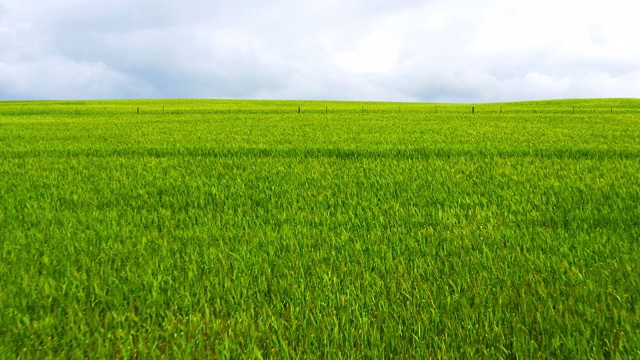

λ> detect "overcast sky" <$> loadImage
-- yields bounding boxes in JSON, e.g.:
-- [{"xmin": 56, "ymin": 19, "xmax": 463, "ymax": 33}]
[{"xmin": 1, "ymin": 0, "xmax": 639, "ymax": 102}]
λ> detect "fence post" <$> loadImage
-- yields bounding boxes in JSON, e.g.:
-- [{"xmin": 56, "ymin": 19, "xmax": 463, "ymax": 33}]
[
  {"xmin": 298, "ymin": 106, "xmax": 301, "ymax": 114},
  {"xmin": 137, "ymin": 107, "xmax": 139, "ymax": 114},
  {"xmin": 472, "ymin": 106, "xmax": 475, "ymax": 114}
]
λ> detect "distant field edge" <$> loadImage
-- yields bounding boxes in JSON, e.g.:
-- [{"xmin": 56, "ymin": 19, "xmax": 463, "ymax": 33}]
[{"xmin": 0, "ymin": 97, "xmax": 639, "ymax": 105}]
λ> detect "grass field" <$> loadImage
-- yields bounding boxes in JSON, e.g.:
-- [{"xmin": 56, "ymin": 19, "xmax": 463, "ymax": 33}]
[{"xmin": 1, "ymin": 98, "xmax": 639, "ymax": 358}]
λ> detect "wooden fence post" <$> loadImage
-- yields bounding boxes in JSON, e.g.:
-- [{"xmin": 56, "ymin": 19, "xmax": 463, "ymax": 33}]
[
  {"xmin": 298, "ymin": 106, "xmax": 301, "ymax": 114},
  {"xmin": 472, "ymin": 106, "xmax": 475, "ymax": 114}
]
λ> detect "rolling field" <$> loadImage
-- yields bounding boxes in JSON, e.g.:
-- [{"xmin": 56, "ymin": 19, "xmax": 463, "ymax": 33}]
[{"xmin": 1, "ymin": 99, "xmax": 639, "ymax": 358}]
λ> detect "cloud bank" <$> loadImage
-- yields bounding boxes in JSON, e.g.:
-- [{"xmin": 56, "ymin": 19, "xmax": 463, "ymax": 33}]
[{"xmin": 1, "ymin": 0, "xmax": 639, "ymax": 102}]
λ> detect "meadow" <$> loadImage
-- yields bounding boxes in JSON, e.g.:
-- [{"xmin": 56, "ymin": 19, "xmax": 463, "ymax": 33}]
[{"xmin": 1, "ymin": 98, "xmax": 639, "ymax": 358}]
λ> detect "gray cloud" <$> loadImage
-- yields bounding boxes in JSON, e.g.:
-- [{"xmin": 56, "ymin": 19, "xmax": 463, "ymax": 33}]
[{"xmin": 1, "ymin": 0, "xmax": 639, "ymax": 101}]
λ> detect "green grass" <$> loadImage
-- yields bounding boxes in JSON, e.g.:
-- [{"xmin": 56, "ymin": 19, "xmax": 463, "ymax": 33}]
[{"xmin": 1, "ymin": 99, "xmax": 639, "ymax": 358}]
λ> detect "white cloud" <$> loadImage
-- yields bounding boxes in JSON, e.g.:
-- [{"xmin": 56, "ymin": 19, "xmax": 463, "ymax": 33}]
[
  {"xmin": 0, "ymin": 0, "xmax": 639, "ymax": 101},
  {"xmin": 332, "ymin": 28, "xmax": 400, "ymax": 74},
  {"xmin": 0, "ymin": 56, "xmax": 153, "ymax": 99}
]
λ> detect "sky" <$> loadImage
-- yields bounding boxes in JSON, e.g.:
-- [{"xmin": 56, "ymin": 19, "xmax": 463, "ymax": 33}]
[{"xmin": 1, "ymin": 0, "xmax": 639, "ymax": 102}]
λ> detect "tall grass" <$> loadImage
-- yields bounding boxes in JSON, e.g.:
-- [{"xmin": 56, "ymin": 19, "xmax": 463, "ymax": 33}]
[{"xmin": 1, "ymin": 99, "xmax": 639, "ymax": 358}]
